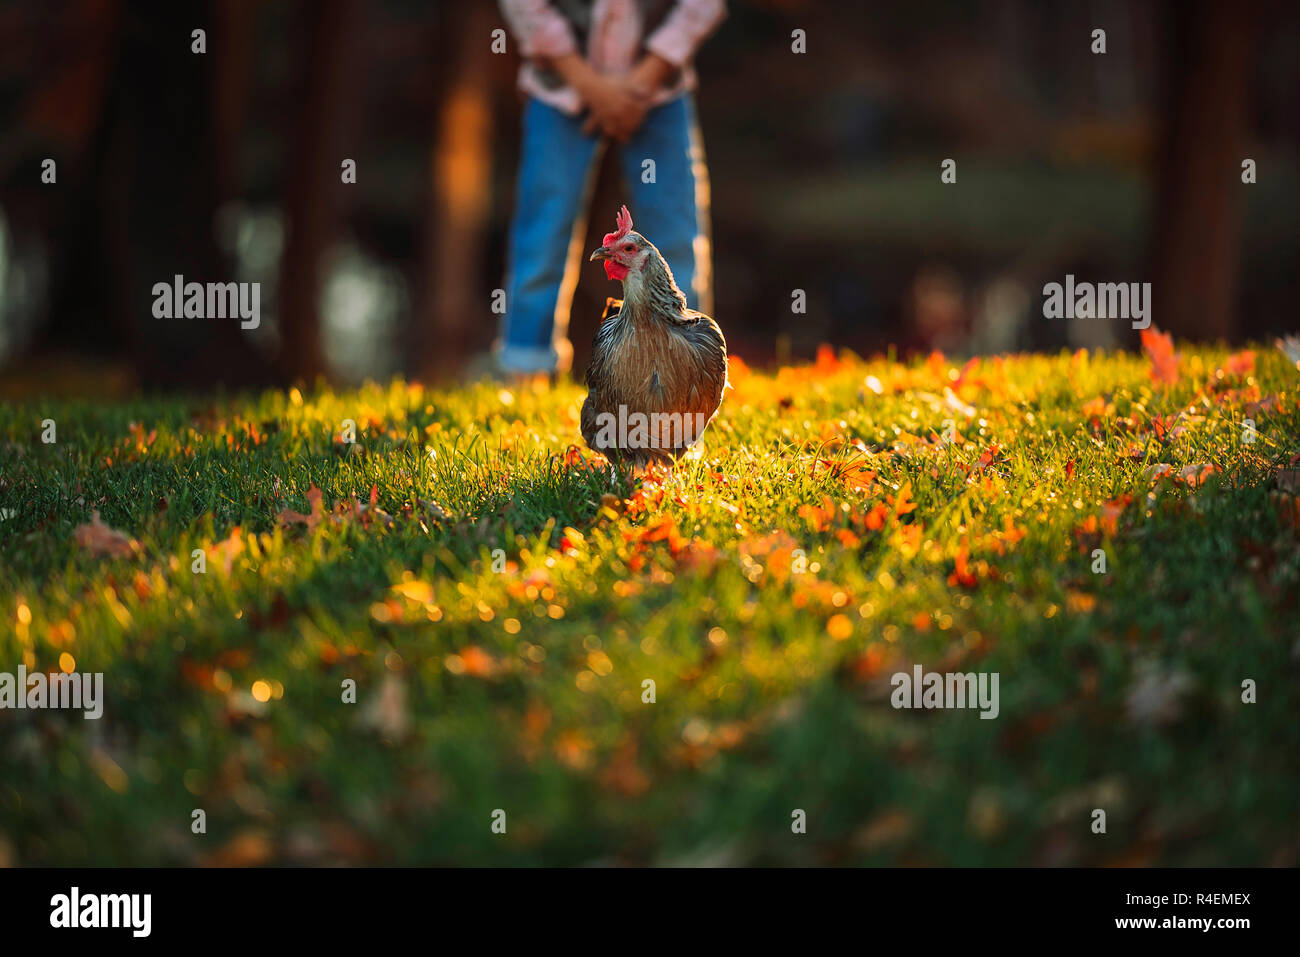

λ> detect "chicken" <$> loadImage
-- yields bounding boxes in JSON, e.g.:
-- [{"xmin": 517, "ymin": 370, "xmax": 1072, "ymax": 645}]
[{"xmin": 581, "ymin": 206, "xmax": 727, "ymax": 467}]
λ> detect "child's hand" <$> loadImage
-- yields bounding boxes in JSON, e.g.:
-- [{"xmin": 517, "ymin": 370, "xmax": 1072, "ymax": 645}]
[
  {"xmin": 579, "ymin": 75, "xmax": 649, "ymax": 143},
  {"xmin": 549, "ymin": 53, "xmax": 649, "ymax": 143},
  {"xmin": 626, "ymin": 53, "xmax": 676, "ymax": 99},
  {"xmin": 584, "ymin": 55, "xmax": 673, "ymax": 142}
]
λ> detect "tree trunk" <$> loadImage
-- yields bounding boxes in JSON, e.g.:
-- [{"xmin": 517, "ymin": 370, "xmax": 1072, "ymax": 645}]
[
  {"xmin": 1147, "ymin": 0, "xmax": 1260, "ymax": 342},
  {"xmin": 275, "ymin": 0, "xmax": 363, "ymax": 383},
  {"xmin": 30, "ymin": 0, "xmax": 273, "ymax": 388},
  {"xmin": 412, "ymin": 0, "xmax": 497, "ymax": 381}
]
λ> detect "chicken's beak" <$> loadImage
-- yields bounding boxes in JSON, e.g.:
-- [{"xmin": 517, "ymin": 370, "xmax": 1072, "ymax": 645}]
[{"xmin": 589, "ymin": 246, "xmax": 609, "ymax": 262}]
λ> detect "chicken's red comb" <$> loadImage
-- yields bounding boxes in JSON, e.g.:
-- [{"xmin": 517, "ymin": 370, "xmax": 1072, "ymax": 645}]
[{"xmin": 602, "ymin": 205, "xmax": 633, "ymax": 246}]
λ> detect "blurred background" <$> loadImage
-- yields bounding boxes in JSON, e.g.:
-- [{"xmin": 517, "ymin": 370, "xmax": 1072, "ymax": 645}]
[{"xmin": 0, "ymin": 0, "xmax": 1295, "ymax": 394}]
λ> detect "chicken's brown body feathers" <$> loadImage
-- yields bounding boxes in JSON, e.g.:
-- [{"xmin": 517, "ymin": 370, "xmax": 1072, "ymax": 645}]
[{"xmin": 581, "ymin": 246, "xmax": 727, "ymax": 466}]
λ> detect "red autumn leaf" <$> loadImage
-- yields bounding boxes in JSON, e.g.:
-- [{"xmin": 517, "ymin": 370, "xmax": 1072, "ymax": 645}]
[
  {"xmin": 1080, "ymin": 396, "xmax": 1109, "ymax": 421},
  {"xmin": 863, "ymin": 502, "xmax": 890, "ymax": 530},
  {"xmin": 925, "ymin": 351, "xmax": 948, "ymax": 382},
  {"xmin": 1140, "ymin": 327, "xmax": 1179, "ymax": 385},
  {"xmin": 726, "ymin": 353, "xmax": 751, "ymax": 381},
  {"xmin": 817, "ymin": 458, "xmax": 876, "ymax": 492},
  {"xmin": 815, "ymin": 344, "xmax": 841, "ymax": 373},
  {"xmin": 797, "ymin": 499, "xmax": 836, "ymax": 532},
  {"xmin": 1099, "ymin": 495, "xmax": 1132, "ymax": 536},
  {"xmin": 1178, "ymin": 463, "xmax": 1218, "ymax": 488},
  {"xmin": 947, "ymin": 546, "xmax": 979, "ymax": 589},
  {"xmin": 889, "ymin": 482, "xmax": 918, "ymax": 516},
  {"xmin": 458, "ymin": 645, "xmax": 498, "ymax": 678},
  {"xmin": 975, "ymin": 444, "xmax": 1003, "ymax": 470},
  {"xmin": 638, "ymin": 516, "xmax": 686, "ymax": 553},
  {"xmin": 1222, "ymin": 349, "xmax": 1255, "ymax": 377}
]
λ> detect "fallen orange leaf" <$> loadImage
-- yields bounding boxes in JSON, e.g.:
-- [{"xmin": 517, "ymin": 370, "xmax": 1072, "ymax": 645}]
[{"xmin": 1140, "ymin": 327, "xmax": 1179, "ymax": 385}]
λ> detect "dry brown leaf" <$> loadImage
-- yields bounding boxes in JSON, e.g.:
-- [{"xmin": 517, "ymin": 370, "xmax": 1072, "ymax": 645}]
[
  {"xmin": 1276, "ymin": 468, "xmax": 1300, "ymax": 493},
  {"xmin": 417, "ymin": 497, "xmax": 451, "ymax": 522},
  {"xmin": 73, "ymin": 511, "xmax": 139, "ymax": 559},
  {"xmin": 853, "ymin": 808, "xmax": 913, "ymax": 852},
  {"xmin": 277, "ymin": 484, "xmax": 323, "ymax": 529}
]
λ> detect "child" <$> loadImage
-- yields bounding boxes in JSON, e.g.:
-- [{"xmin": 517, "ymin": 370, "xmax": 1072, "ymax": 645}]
[{"xmin": 496, "ymin": 0, "xmax": 725, "ymax": 376}]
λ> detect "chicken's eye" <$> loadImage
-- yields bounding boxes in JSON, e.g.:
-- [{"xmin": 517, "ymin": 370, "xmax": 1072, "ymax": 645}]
[{"xmin": 622, "ymin": 243, "xmax": 636, "ymax": 253}]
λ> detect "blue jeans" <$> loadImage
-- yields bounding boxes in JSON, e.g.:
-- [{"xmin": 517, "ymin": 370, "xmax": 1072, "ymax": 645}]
[{"xmin": 496, "ymin": 94, "xmax": 712, "ymax": 374}]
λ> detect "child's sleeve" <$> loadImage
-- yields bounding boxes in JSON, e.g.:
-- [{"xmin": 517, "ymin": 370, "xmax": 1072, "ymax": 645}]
[
  {"xmin": 499, "ymin": 0, "xmax": 578, "ymax": 59},
  {"xmin": 644, "ymin": 0, "xmax": 727, "ymax": 68}
]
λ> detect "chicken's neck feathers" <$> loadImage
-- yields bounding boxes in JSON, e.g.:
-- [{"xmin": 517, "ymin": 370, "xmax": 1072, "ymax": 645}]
[{"xmin": 620, "ymin": 247, "xmax": 688, "ymax": 323}]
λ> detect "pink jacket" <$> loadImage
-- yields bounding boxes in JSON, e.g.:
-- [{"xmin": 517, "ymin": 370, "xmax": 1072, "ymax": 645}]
[{"xmin": 500, "ymin": 0, "xmax": 726, "ymax": 114}]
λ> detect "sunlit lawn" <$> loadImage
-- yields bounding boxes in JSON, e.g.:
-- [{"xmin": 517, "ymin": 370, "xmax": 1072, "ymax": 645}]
[{"xmin": 1, "ymin": 339, "xmax": 1298, "ymax": 865}]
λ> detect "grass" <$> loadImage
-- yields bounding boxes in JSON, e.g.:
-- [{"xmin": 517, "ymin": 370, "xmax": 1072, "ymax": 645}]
[{"xmin": 1, "ymin": 342, "xmax": 1298, "ymax": 866}]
